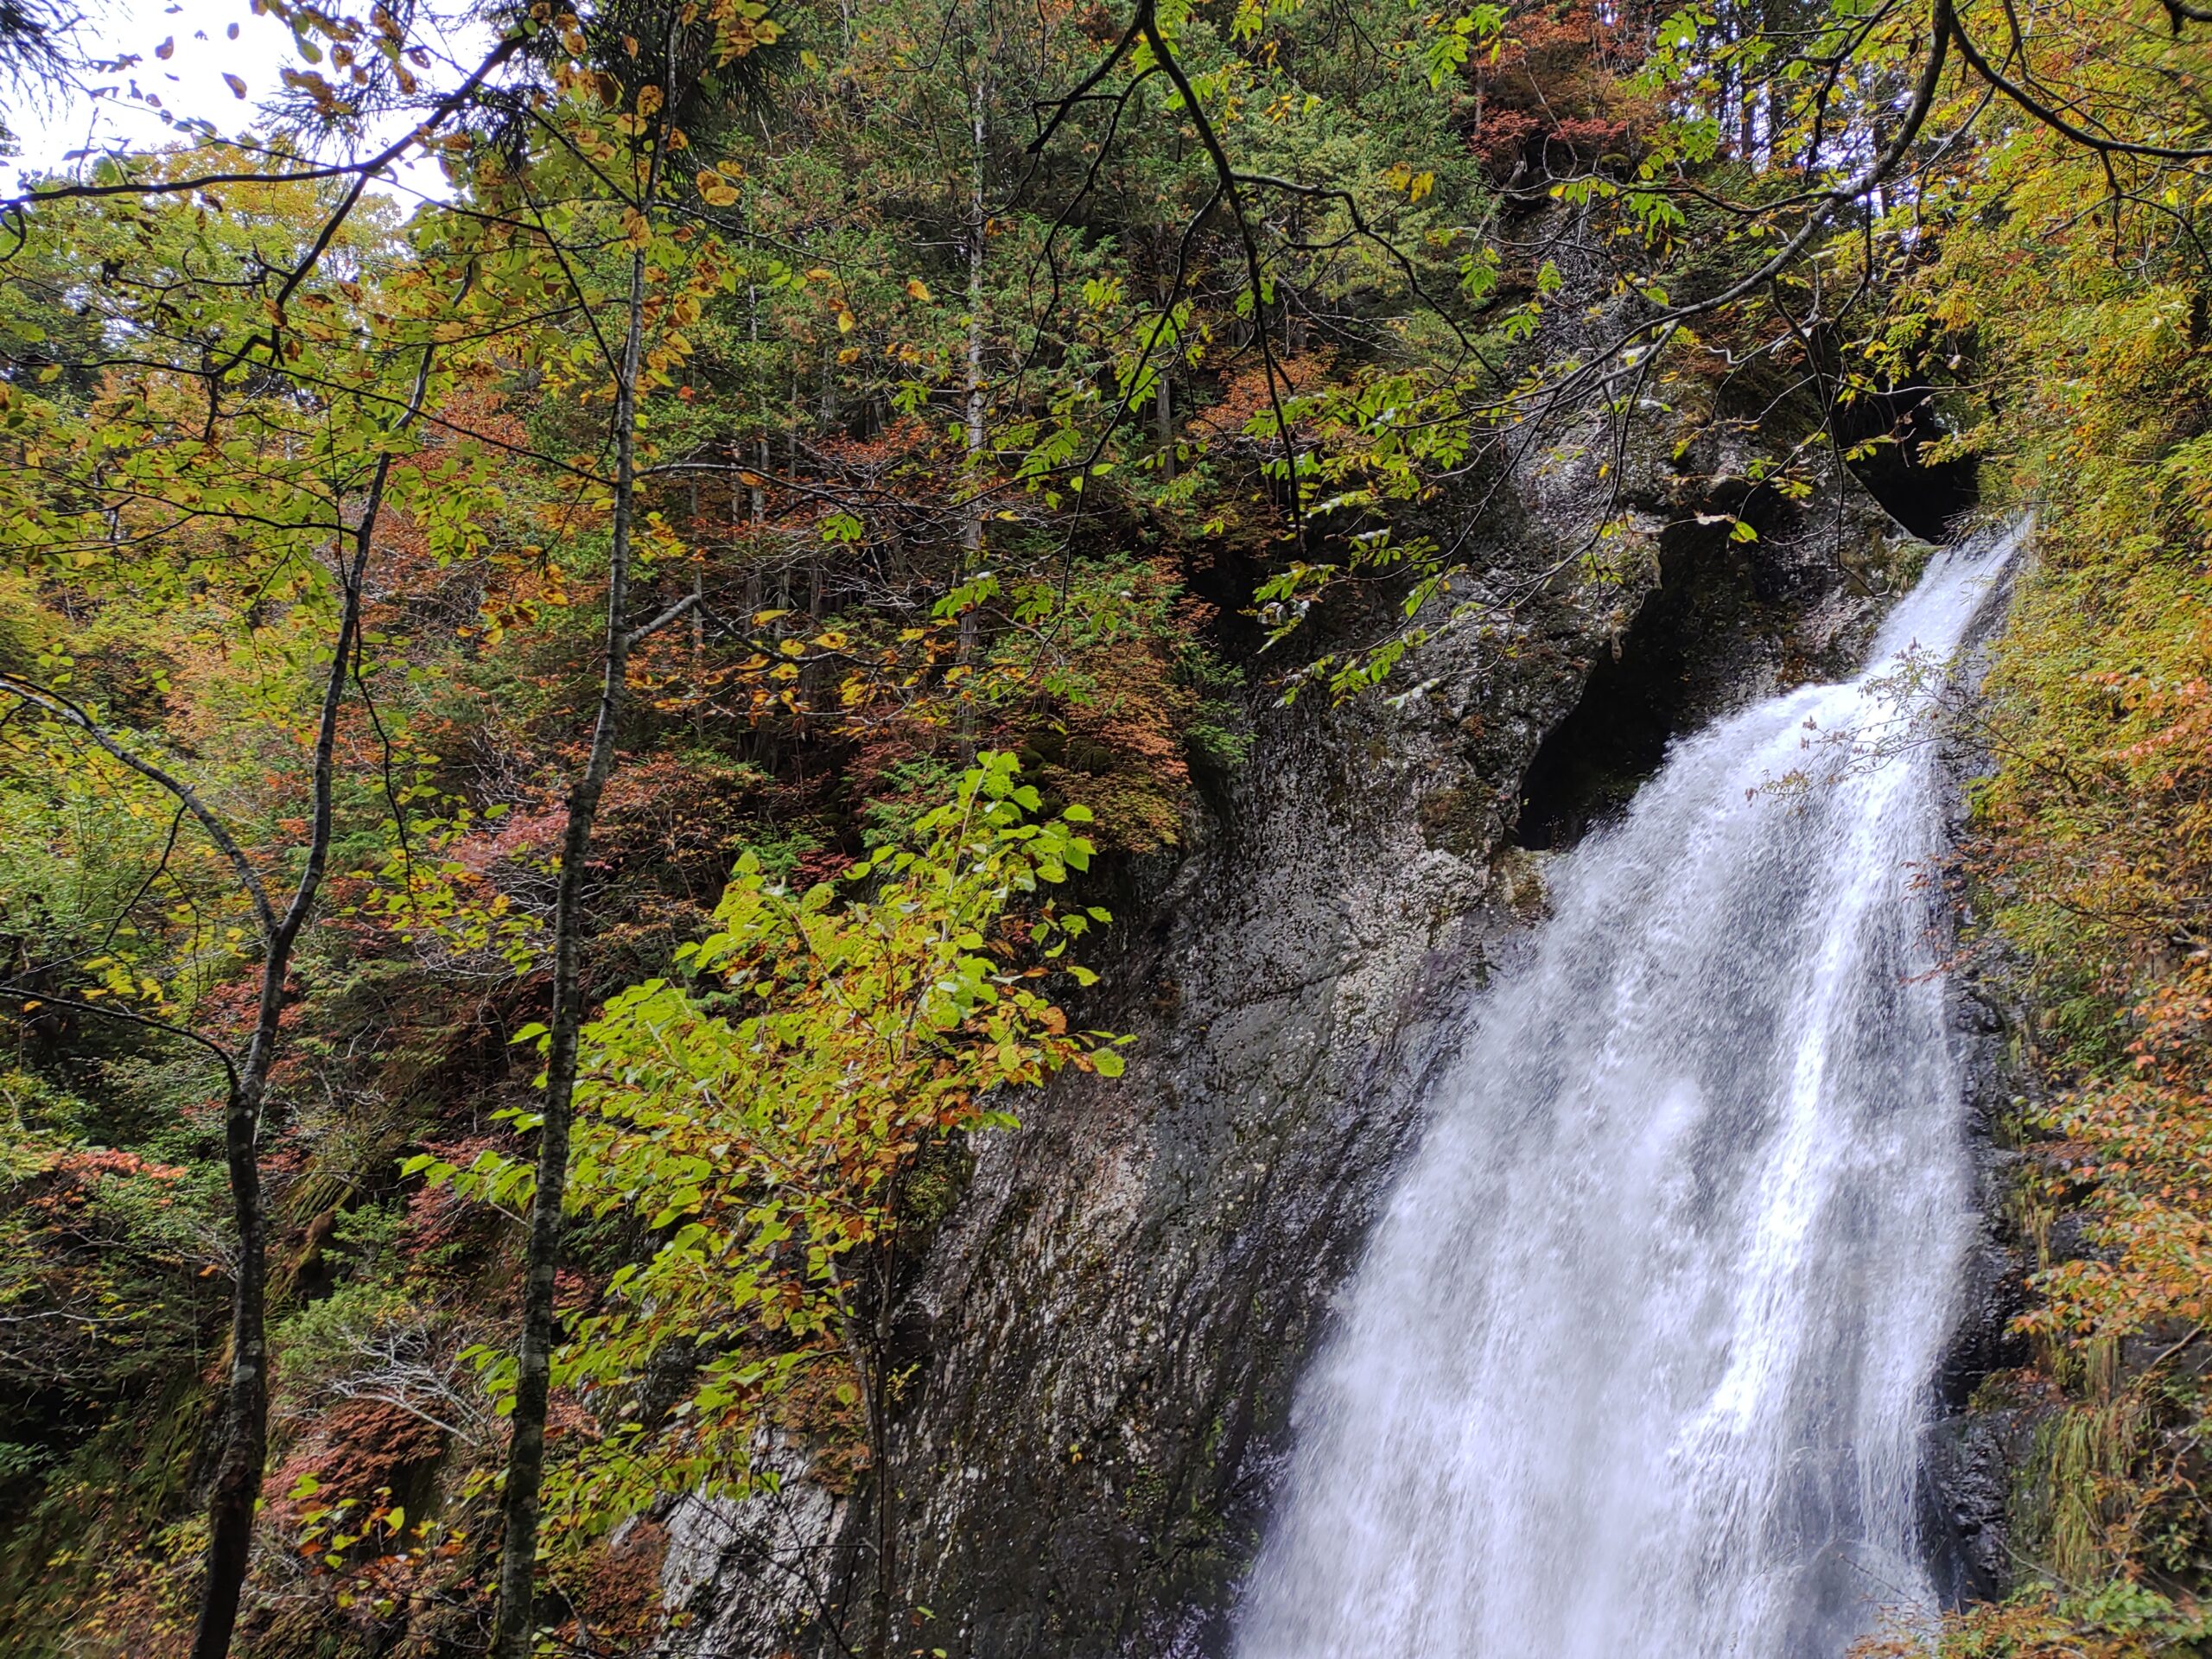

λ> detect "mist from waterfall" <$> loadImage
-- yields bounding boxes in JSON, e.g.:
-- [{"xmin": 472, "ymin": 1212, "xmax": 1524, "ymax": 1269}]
[{"xmin": 1235, "ymin": 537, "xmax": 2014, "ymax": 1659}]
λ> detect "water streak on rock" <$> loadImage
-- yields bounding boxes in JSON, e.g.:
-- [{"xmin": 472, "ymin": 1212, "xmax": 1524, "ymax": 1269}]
[{"xmin": 1236, "ymin": 537, "xmax": 2015, "ymax": 1659}]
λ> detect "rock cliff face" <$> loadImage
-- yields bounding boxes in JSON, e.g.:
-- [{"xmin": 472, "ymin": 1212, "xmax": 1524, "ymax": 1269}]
[
  {"xmin": 1923, "ymin": 554, "xmax": 2037, "ymax": 1611},
  {"xmin": 663, "ymin": 431, "xmax": 1932, "ymax": 1658}
]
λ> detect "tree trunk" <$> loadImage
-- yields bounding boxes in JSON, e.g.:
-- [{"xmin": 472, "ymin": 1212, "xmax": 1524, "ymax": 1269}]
[
  {"xmin": 957, "ymin": 54, "xmax": 988, "ymax": 755},
  {"xmin": 491, "ymin": 200, "xmax": 658, "ymax": 1659},
  {"xmin": 191, "ymin": 343, "xmax": 429, "ymax": 1659},
  {"xmin": 862, "ymin": 1213, "xmax": 900, "ymax": 1659},
  {"xmin": 961, "ymin": 57, "xmax": 988, "ymax": 595},
  {"xmin": 1156, "ymin": 365, "xmax": 1174, "ymax": 481},
  {"xmin": 866, "ymin": 1305, "xmax": 894, "ymax": 1659},
  {"xmin": 189, "ymin": 1067, "xmax": 266, "ymax": 1659}
]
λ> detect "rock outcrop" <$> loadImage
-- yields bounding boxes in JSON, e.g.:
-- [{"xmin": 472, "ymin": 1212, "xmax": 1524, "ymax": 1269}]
[{"xmin": 664, "ymin": 413, "xmax": 1935, "ymax": 1658}]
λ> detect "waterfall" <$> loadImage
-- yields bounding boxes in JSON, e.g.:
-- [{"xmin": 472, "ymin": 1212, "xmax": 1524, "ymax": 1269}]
[{"xmin": 1235, "ymin": 537, "xmax": 2013, "ymax": 1659}]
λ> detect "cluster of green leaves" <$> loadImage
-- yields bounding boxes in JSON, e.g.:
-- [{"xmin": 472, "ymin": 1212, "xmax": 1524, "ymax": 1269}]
[{"xmin": 408, "ymin": 753, "xmax": 1116, "ymax": 1548}]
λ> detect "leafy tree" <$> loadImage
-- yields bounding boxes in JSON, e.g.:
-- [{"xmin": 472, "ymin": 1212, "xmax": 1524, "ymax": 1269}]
[
  {"xmin": 416, "ymin": 751, "xmax": 1116, "ymax": 1654},
  {"xmin": 4, "ymin": 0, "xmax": 2211, "ymax": 1654},
  {"xmin": 0, "ymin": 149, "xmax": 505, "ymax": 1656}
]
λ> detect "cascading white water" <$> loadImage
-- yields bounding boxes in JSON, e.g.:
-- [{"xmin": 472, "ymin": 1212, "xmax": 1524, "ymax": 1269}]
[{"xmin": 1236, "ymin": 537, "xmax": 2014, "ymax": 1659}]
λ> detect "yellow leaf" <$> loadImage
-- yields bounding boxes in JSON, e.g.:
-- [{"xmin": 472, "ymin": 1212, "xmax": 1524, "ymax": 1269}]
[
  {"xmin": 906, "ymin": 277, "xmax": 933, "ymax": 302},
  {"xmin": 836, "ymin": 309, "xmax": 855, "ymax": 334}
]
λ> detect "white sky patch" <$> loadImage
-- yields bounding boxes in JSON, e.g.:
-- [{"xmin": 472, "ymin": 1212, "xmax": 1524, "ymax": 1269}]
[{"xmin": 1, "ymin": 0, "xmax": 494, "ymax": 207}]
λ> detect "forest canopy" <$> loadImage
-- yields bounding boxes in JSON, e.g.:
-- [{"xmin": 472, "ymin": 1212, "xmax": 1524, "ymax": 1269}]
[{"xmin": 1, "ymin": 0, "xmax": 2210, "ymax": 1655}]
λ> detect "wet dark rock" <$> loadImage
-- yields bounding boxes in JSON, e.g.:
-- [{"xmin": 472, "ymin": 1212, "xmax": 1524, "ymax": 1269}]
[
  {"xmin": 664, "ymin": 427, "xmax": 1942, "ymax": 1659},
  {"xmin": 1923, "ymin": 1402, "xmax": 2034, "ymax": 1604},
  {"xmin": 1918, "ymin": 556, "xmax": 2042, "ymax": 1611}
]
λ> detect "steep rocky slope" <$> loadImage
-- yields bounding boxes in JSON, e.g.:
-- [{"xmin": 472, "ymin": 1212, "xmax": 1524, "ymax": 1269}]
[{"xmin": 661, "ymin": 425, "xmax": 1938, "ymax": 1657}]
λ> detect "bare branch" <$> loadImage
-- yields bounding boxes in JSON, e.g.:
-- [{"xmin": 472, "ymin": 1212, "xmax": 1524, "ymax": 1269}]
[
  {"xmin": 0, "ymin": 980, "xmax": 240, "ymax": 1099},
  {"xmin": 0, "ymin": 676, "xmax": 277, "ymax": 938},
  {"xmin": 2, "ymin": 32, "xmax": 524, "ymax": 216}
]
